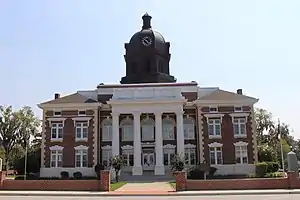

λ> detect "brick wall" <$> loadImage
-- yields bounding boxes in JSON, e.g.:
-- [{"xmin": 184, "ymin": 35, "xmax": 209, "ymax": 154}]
[
  {"xmin": 174, "ymin": 171, "xmax": 300, "ymax": 191},
  {"xmin": 0, "ymin": 170, "xmax": 110, "ymax": 192}
]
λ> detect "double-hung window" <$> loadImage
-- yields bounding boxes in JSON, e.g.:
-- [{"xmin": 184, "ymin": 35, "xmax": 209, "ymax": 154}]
[
  {"xmin": 50, "ymin": 150, "xmax": 63, "ymax": 167},
  {"xmin": 209, "ymin": 147, "xmax": 223, "ymax": 165},
  {"xmin": 208, "ymin": 119, "xmax": 221, "ymax": 138},
  {"xmin": 184, "ymin": 148, "xmax": 196, "ymax": 165},
  {"xmin": 233, "ymin": 117, "xmax": 246, "ymax": 137},
  {"xmin": 76, "ymin": 122, "xmax": 88, "ymax": 140},
  {"xmin": 51, "ymin": 122, "xmax": 63, "ymax": 140},
  {"xmin": 235, "ymin": 145, "xmax": 248, "ymax": 164},
  {"xmin": 75, "ymin": 149, "xmax": 88, "ymax": 167}
]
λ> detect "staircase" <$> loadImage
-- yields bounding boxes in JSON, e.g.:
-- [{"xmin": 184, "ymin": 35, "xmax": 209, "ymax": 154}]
[{"xmin": 119, "ymin": 171, "xmax": 174, "ymax": 183}]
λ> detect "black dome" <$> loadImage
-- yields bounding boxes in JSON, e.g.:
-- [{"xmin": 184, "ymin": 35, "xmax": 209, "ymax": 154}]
[{"xmin": 128, "ymin": 13, "xmax": 167, "ymax": 51}]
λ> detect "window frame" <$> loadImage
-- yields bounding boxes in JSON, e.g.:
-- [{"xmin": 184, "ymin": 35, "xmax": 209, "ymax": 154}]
[
  {"xmin": 50, "ymin": 150, "xmax": 63, "ymax": 168},
  {"xmin": 209, "ymin": 107, "xmax": 218, "ymax": 113},
  {"xmin": 53, "ymin": 111, "xmax": 62, "ymax": 116},
  {"xmin": 51, "ymin": 122, "xmax": 63, "ymax": 140},
  {"xmin": 208, "ymin": 118, "xmax": 221, "ymax": 138},
  {"xmin": 162, "ymin": 118, "xmax": 175, "ymax": 140},
  {"xmin": 75, "ymin": 121, "xmax": 88, "ymax": 141},
  {"xmin": 209, "ymin": 147, "xmax": 223, "ymax": 165},
  {"xmin": 235, "ymin": 145, "xmax": 248, "ymax": 164},
  {"xmin": 184, "ymin": 148, "xmax": 196, "ymax": 166},
  {"xmin": 183, "ymin": 118, "xmax": 195, "ymax": 140},
  {"xmin": 233, "ymin": 117, "xmax": 247, "ymax": 137},
  {"xmin": 75, "ymin": 149, "xmax": 88, "ymax": 168}
]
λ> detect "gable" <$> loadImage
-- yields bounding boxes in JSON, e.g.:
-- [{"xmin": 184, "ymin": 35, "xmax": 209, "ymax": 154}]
[
  {"xmin": 198, "ymin": 89, "xmax": 258, "ymax": 102},
  {"xmin": 40, "ymin": 93, "xmax": 97, "ymax": 105}
]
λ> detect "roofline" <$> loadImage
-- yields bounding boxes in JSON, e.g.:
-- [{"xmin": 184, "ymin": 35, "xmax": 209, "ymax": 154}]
[
  {"xmin": 193, "ymin": 98, "xmax": 259, "ymax": 106},
  {"xmin": 37, "ymin": 102, "xmax": 101, "ymax": 110},
  {"xmin": 97, "ymin": 82, "xmax": 198, "ymax": 89}
]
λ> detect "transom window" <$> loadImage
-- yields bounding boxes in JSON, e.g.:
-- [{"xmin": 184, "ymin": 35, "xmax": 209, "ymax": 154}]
[
  {"xmin": 75, "ymin": 149, "xmax": 88, "ymax": 167},
  {"xmin": 185, "ymin": 148, "xmax": 196, "ymax": 165},
  {"xmin": 234, "ymin": 106, "xmax": 243, "ymax": 112},
  {"xmin": 53, "ymin": 111, "xmax": 62, "ymax": 116},
  {"xmin": 183, "ymin": 117, "xmax": 195, "ymax": 140},
  {"xmin": 208, "ymin": 119, "xmax": 221, "ymax": 137},
  {"xmin": 235, "ymin": 145, "xmax": 248, "ymax": 164},
  {"xmin": 209, "ymin": 147, "xmax": 223, "ymax": 165},
  {"xmin": 233, "ymin": 117, "xmax": 246, "ymax": 136},
  {"xmin": 50, "ymin": 150, "xmax": 63, "ymax": 168},
  {"xmin": 121, "ymin": 118, "xmax": 133, "ymax": 141},
  {"xmin": 51, "ymin": 122, "xmax": 63, "ymax": 139},
  {"xmin": 102, "ymin": 118, "xmax": 112, "ymax": 141},
  {"xmin": 209, "ymin": 107, "xmax": 218, "ymax": 113},
  {"xmin": 141, "ymin": 118, "xmax": 154, "ymax": 141},
  {"xmin": 163, "ymin": 148, "xmax": 175, "ymax": 165},
  {"xmin": 162, "ymin": 118, "xmax": 175, "ymax": 140},
  {"xmin": 76, "ymin": 122, "xmax": 88, "ymax": 140},
  {"xmin": 102, "ymin": 149, "xmax": 112, "ymax": 167},
  {"xmin": 78, "ymin": 110, "xmax": 86, "ymax": 116}
]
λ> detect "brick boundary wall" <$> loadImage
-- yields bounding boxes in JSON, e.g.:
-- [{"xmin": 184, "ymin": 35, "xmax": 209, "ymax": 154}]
[
  {"xmin": 0, "ymin": 170, "xmax": 111, "ymax": 192},
  {"xmin": 174, "ymin": 171, "xmax": 300, "ymax": 191}
]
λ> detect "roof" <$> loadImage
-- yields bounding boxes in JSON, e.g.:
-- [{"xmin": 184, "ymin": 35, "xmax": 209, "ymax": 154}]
[
  {"xmin": 198, "ymin": 89, "xmax": 258, "ymax": 102},
  {"xmin": 97, "ymin": 82, "xmax": 198, "ymax": 88},
  {"xmin": 39, "ymin": 93, "xmax": 97, "ymax": 105}
]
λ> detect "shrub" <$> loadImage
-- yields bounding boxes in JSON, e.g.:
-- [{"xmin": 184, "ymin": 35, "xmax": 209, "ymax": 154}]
[
  {"xmin": 73, "ymin": 171, "xmax": 83, "ymax": 180},
  {"xmin": 170, "ymin": 154, "xmax": 185, "ymax": 172},
  {"xmin": 94, "ymin": 163, "xmax": 105, "ymax": 178},
  {"xmin": 266, "ymin": 162, "xmax": 279, "ymax": 173},
  {"xmin": 265, "ymin": 172, "xmax": 285, "ymax": 178},
  {"xmin": 188, "ymin": 167, "xmax": 205, "ymax": 179},
  {"xmin": 209, "ymin": 167, "xmax": 217, "ymax": 176},
  {"xmin": 60, "ymin": 171, "xmax": 69, "ymax": 180},
  {"xmin": 255, "ymin": 162, "xmax": 268, "ymax": 178}
]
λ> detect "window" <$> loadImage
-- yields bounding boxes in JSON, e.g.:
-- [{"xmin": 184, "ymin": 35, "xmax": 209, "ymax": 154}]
[
  {"xmin": 141, "ymin": 118, "xmax": 154, "ymax": 141},
  {"xmin": 76, "ymin": 122, "xmax": 88, "ymax": 140},
  {"xmin": 162, "ymin": 118, "xmax": 175, "ymax": 140},
  {"xmin": 75, "ymin": 149, "xmax": 88, "ymax": 167},
  {"xmin": 234, "ymin": 106, "xmax": 243, "ymax": 112},
  {"xmin": 50, "ymin": 150, "xmax": 63, "ymax": 167},
  {"xmin": 235, "ymin": 145, "xmax": 248, "ymax": 164},
  {"xmin": 51, "ymin": 123, "xmax": 63, "ymax": 140},
  {"xmin": 183, "ymin": 118, "xmax": 195, "ymax": 140},
  {"xmin": 209, "ymin": 147, "xmax": 223, "ymax": 165},
  {"xmin": 78, "ymin": 110, "xmax": 86, "ymax": 116},
  {"xmin": 163, "ymin": 148, "xmax": 175, "ymax": 165},
  {"xmin": 121, "ymin": 118, "xmax": 133, "ymax": 141},
  {"xmin": 122, "ymin": 152, "xmax": 134, "ymax": 166},
  {"xmin": 233, "ymin": 117, "xmax": 246, "ymax": 136},
  {"xmin": 53, "ymin": 111, "xmax": 62, "ymax": 116},
  {"xmin": 209, "ymin": 107, "xmax": 218, "ymax": 113},
  {"xmin": 102, "ymin": 119, "xmax": 112, "ymax": 141},
  {"xmin": 102, "ymin": 149, "xmax": 112, "ymax": 167},
  {"xmin": 208, "ymin": 119, "xmax": 221, "ymax": 137},
  {"xmin": 185, "ymin": 148, "xmax": 196, "ymax": 165}
]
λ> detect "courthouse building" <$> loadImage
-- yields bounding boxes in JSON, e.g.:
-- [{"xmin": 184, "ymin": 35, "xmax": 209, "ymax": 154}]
[{"xmin": 38, "ymin": 14, "xmax": 259, "ymax": 178}]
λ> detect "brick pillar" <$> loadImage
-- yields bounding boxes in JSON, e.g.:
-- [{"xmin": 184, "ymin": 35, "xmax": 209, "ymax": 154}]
[
  {"xmin": 0, "ymin": 171, "xmax": 6, "ymax": 189},
  {"xmin": 100, "ymin": 170, "xmax": 110, "ymax": 191},
  {"xmin": 174, "ymin": 171, "xmax": 187, "ymax": 191},
  {"xmin": 287, "ymin": 171, "xmax": 300, "ymax": 189}
]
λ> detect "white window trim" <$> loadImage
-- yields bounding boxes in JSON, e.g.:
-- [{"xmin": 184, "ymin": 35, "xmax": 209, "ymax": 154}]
[
  {"xmin": 185, "ymin": 143, "xmax": 196, "ymax": 148},
  {"xmin": 101, "ymin": 118, "xmax": 112, "ymax": 142},
  {"xmin": 53, "ymin": 110, "xmax": 62, "ymax": 117},
  {"xmin": 231, "ymin": 115, "xmax": 248, "ymax": 138},
  {"xmin": 120, "ymin": 118, "xmax": 134, "ymax": 141},
  {"xmin": 163, "ymin": 144, "xmax": 176, "ymax": 149},
  {"xmin": 209, "ymin": 146, "xmax": 223, "ymax": 165},
  {"xmin": 47, "ymin": 118, "xmax": 67, "ymax": 124},
  {"xmin": 49, "ymin": 120, "xmax": 65, "ymax": 142},
  {"xmin": 101, "ymin": 145, "xmax": 112, "ymax": 150},
  {"xmin": 72, "ymin": 117, "xmax": 92, "ymax": 126},
  {"xmin": 207, "ymin": 118, "xmax": 222, "ymax": 139},
  {"xmin": 204, "ymin": 114, "xmax": 224, "ymax": 122},
  {"xmin": 74, "ymin": 145, "xmax": 89, "ymax": 150},
  {"xmin": 185, "ymin": 147, "xmax": 196, "ymax": 166},
  {"xmin": 234, "ymin": 106, "xmax": 243, "ymax": 112},
  {"xmin": 75, "ymin": 147, "xmax": 88, "ymax": 168},
  {"xmin": 234, "ymin": 142, "xmax": 249, "ymax": 164},
  {"xmin": 78, "ymin": 110, "xmax": 87, "ymax": 116},
  {"xmin": 209, "ymin": 106, "xmax": 218, "ymax": 113},
  {"xmin": 75, "ymin": 121, "xmax": 89, "ymax": 142},
  {"xmin": 49, "ymin": 145, "xmax": 64, "ymax": 151},
  {"xmin": 208, "ymin": 142, "xmax": 223, "ymax": 148},
  {"xmin": 50, "ymin": 149, "xmax": 63, "ymax": 168}
]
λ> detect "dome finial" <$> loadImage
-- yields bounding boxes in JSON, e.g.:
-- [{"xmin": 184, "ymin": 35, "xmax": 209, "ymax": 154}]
[{"xmin": 142, "ymin": 13, "xmax": 152, "ymax": 29}]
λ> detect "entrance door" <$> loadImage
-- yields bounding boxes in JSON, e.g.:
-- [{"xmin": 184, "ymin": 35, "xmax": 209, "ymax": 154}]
[{"xmin": 142, "ymin": 153, "xmax": 155, "ymax": 171}]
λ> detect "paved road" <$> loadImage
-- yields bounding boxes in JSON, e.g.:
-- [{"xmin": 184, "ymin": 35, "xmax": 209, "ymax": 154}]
[{"xmin": 0, "ymin": 194, "xmax": 300, "ymax": 200}]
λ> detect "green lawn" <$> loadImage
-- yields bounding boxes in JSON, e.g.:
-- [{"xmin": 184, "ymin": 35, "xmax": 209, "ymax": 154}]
[
  {"xmin": 169, "ymin": 181, "xmax": 176, "ymax": 189},
  {"xmin": 110, "ymin": 182, "xmax": 127, "ymax": 191}
]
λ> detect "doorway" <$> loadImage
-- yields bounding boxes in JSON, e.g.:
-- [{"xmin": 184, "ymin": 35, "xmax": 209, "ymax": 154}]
[{"xmin": 142, "ymin": 153, "xmax": 155, "ymax": 171}]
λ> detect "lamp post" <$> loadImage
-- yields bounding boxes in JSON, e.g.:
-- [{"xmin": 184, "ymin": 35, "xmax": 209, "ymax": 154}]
[{"xmin": 278, "ymin": 119, "xmax": 285, "ymax": 172}]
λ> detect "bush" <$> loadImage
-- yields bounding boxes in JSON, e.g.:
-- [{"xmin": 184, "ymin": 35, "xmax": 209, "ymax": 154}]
[
  {"xmin": 188, "ymin": 167, "xmax": 205, "ymax": 179},
  {"xmin": 73, "ymin": 172, "xmax": 83, "ymax": 180},
  {"xmin": 255, "ymin": 162, "xmax": 268, "ymax": 178},
  {"xmin": 265, "ymin": 172, "xmax": 285, "ymax": 178},
  {"xmin": 170, "ymin": 154, "xmax": 185, "ymax": 172},
  {"xmin": 266, "ymin": 162, "xmax": 279, "ymax": 173},
  {"xmin": 60, "ymin": 171, "xmax": 69, "ymax": 180},
  {"xmin": 94, "ymin": 163, "xmax": 105, "ymax": 178},
  {"xmin": 14, "ymin": 173, "xmax": 38, "ymax": 180},
  {"xmin": 209, "ymin": 167, "xmax": 217, "ymax": 176}
]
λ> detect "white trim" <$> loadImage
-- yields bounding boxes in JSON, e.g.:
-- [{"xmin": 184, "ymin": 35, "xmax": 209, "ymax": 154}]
[
  {"xmin": 234, "ymin": 106, "xmax": 243, "ymax": 112},
  {"xmin": 184, "ymin": 143, "xmax": 196, "ymax": 148},
  {"xmin": 229, "ymin": 113, "xmax": 250, "ymax": 120},
  {"xmin": 108, "ymin": 99, "xmax": 187, "ymax": 106},
  {"xmin": 234, "ymin": 141, "xmax": 248, "ymax": 146},
  {"xmin": 49, "ymin": 145, "xmax": 64, "ymax": 151},
  {"xmin": 204, "ymin": 114, "xmax": 224, "ymax": 122},
  {"xmin": 121, "ymin": 145, "xmax": 133, "ymax": 150},
  {"xmin": 141, "ymin": 116, "xmax": 155, "ymax": 125},
  {"xmin": 74, "ymin": 145, "xmax": 89, "ymax": 150},
  {"xmin": 78, "ymin": 110, "xmax": 87, "ymax": 116},
  {"xmin": 209, "ymin": 107, "xmax": 218, "ymax": 113},
  {"xmin": 208, "ymin": 142, "xmax": 223, "ymax": 148},
  {"xmin": 53, "ymin": 110, "xmax": 62, "ymax": 117},
  {"xmin": 38, "ymin": 102, "xmax": 101, "ymax": 110},
  {"xmin": 163, "ymin": 144, "xmax": 176, "ymax": 149},
  {"xmin": 194, "ymin": 99, "xmax": 259, "ymax": 106},
  {"xmin": 141, "ymin": 142, "xmax": 155, "ymax": 147},
  {"xmin": 47, "ymin": 118, "xmax": 67, "ymax": 125},
  {"xmin": 72, "ymin": 117, "xmax": 92, "ymax": 126},
  {"xmin": 101, "ymin": 145, "xmax": 112, "ymax": 150}
]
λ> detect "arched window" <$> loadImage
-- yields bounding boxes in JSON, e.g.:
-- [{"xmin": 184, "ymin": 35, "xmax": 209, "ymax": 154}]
[
  {"xmin": 162, "ymin": 118, "xmax": 175, "ymax": 140},
  {"xmin": 102, "ymin": 118, "xmax": 112, "ymax": 141},
  {"xmin": 183, "ymin": 117, "xmax": 195, "ymax": 140},
  {"xmin": 121, "ymin": 117, "xmax": 133, "ymax": 141},
  {"xmin": 141, "ymin": 117, "xmax": 154, "ymax": 141}
]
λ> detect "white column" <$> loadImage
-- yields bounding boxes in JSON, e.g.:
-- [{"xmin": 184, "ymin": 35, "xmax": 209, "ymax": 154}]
[
  {"xmin": 111, "ymin": 112, "xmax": 120, "ymax": 156},
  {"xmin": 176, "ymin": 111, "xmax": 185, "ymax": 156},
  {"xmin": 154, "ymin": 112, "xmax": 165, "ymax": 175},
  {"xmin": 132, "ymin": 112, "xmax": 143, "ymax": 175}
]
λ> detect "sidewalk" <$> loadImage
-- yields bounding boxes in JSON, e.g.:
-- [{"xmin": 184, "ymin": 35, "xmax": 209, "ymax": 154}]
[{"xmin": 0, "ymin": 189, "xmax": 300, "ymax": 196}]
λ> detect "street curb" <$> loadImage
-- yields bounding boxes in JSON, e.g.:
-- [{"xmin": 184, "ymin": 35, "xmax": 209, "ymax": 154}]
[{"xmin": 0, "ymin": 190, "xmax": 300, "ymax": 197}]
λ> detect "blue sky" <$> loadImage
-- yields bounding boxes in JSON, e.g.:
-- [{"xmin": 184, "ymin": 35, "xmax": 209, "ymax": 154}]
[{"xmin": 0, "ymin": 0, "xmax": 299, "ymax": 138}]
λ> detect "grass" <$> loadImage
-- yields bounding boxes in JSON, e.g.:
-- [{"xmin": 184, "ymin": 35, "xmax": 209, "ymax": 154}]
[
  {"xmin": 110, "ymin": 181, "xmax": 127, "ymax": 191},
  {"xmin": 169, "ymin": 181, "xmax": 176, "ymax": 189}
]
